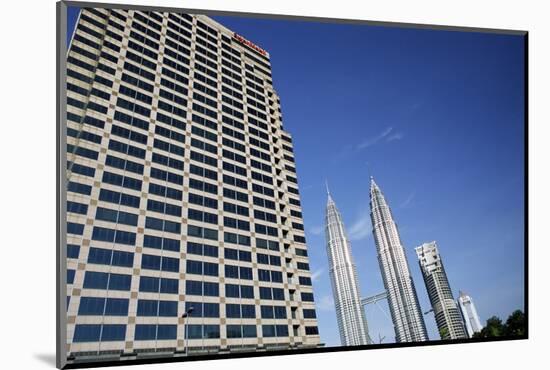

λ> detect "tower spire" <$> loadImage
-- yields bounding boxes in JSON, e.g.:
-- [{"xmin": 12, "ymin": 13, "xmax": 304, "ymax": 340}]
[
  {"xmin": 325, "ymin": 179, "xmax": 331, "ymax": 197},
  {"xmin": 324, "ymin": 192, "xmax": 370, "ymax": 345},
  {"xmin": 369, "ymin": 178, "xmax": 428, "ymax": 343}
]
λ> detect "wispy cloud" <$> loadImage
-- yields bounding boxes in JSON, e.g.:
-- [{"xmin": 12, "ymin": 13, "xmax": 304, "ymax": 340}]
[
  {"xmin": 311, "ymin": 268, "xmax": 324, "ymax": 282},
  {"xmin": 356, "ymin": 127, "xmax": 394, "ymax": 150},
  {"xmin": 316, "ymin": 294, "xmax": 335, "ymax": 311},
  {"xmin": 309, "ymin": 225, "xmax": 324, "ymax": 236},
  {"xmin": 400, "ymin": 191, "xmax": 416, "ymax": 208},
  {"xmin": 386, "ymin": 132, "xmax": 404, "ymax": 142},
  {"xmin": 348, "ymin": 211, "xmax": 372, "ymax": 241}
]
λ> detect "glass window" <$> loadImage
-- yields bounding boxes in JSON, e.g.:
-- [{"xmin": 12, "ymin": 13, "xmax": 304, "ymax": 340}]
[
  {"xmin": 241, "ymin": 285, "xmax": 254, "ymax": 299},
  {"xmin": 137, "ymin": 299, "xmax": 158, "ymax": 316},
  {"xmin": 83, "ymin": 271, "xmax": 108, "ymax": 289},
  {"xmin": 226, "ymin": 304, "xmax": 241, "ymax": 318},
  {"xmin": 225, "ymin": 284, "xmax": 239, "ymax": 298},
  {"xmin": 241, "ymin": 304, "xmax": 256, "ymax": 318},
  {"xmin": 73, "ymin": 324, "xmax": 101, "ymax": 342},
  {"xmin": 135, "ymin": 324, "xmax": 156, "ymax": 340},
  {"xmin": 108, "ymin": 273, "xmax": 132, "ymax": 290},
  {"xmin": 275, "ymin": 325, "xmax": 289, "ymax": 337},
  {"xmin": 203, "ymin": 281, "xmax": 219, "ymax": 296},
  {"xmin": 242, "ymin": 325, "xmax": 257, "ymax": 338},
  {"xmin": 186, "ymin": 280, "xmax": 202, "ymax": 295},
  {"xmin": 67, "ymin": 244, "xmax": 80, "ymax": 258},
  {"xmin": 139, "ymin": 276, "xmax": 159, "ymax": 292},
  {"xmin": 78, "ymin": 297, "xmax": 105, "ymax": 315},
  {"xmin": 158, "ymin": 301, "xmax": 178, "ymax": 316},
  {"xmin": 160, "ymin": 278, "xmax": 179, "ymax": 294},
  {"xmin": 226, "ymin": 325, "xmax": 241, "ymax": 339},
  {"xmin": 262, "ymin": 325, "xmax": 275, "ymax": 338},
  {"xmin": 157, "ymin": 325, "xmax": 177, "ymax": 339},
  {"xmin": 67, "ymin": 269, "xmax": 76, "ymax": 284},
  {"xmin": 105, "ymin": 298, "xmax": 129, "ymax": 316},
  {"xmin": 261, "ymin": 305, "xmax": 273, "ymax": 319}
]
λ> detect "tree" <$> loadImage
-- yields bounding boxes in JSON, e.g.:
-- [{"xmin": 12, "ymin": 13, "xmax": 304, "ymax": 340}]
[
  {"xmin": 503, "ymin": 309, "xmax": 526, "ymax": 336},
  {"xmin": 473, "ymin": 316, "xmax": 504, "ymax": 338},
  {"xmin": 472, "ymin": 310, "xmax": 525, "ymax": 338}
]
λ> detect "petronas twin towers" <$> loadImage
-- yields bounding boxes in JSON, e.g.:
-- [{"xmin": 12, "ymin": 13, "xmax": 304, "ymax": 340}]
[
  {"xmin": 324, "ymin": 177, "xmax": 427, "ymax": 345},
  {"xmin": 325, "ymin": 187, "xmax": 371, "ymax": 345}
]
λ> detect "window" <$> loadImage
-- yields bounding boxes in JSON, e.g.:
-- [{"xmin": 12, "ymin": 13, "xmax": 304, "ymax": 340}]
[
  {"xmin": 73, "ymin": 324, "xmax": 126, "ymax": 342},
  {"xmin": 187, "ymin": 224, "xmax": 218, "ymax": 241},
  {"xmin": 82, "ymin": 271, "xmax": 108, "ymax": 289},
  {"xmin": 185, "ymin": 280, "xmax": 219, "ymax": 296},
  {"xmin": 241, "ymin": 285, "xmax": 254, "ymax": 298},
  {"xmin": 139, "ymin": 276, "xmax": 178, "ymax": 294},
  {"xmin": 275, "ymin": 325, "xmax": 289, "ymax": 337},
  {"xmin": 225, "ymin": 265, "xmax": 239, "ymax": 279},
  {"xmin": 68, "ymin": 181, "xmax": 92, "ymax": 195},
  {"xmin": 73, "ymin": 324, "xmax": 101, "ymax": 342},
  {"xmin": 226, "ymin": 304, "xmax": 240, "ymax": 318},
  {"xmin": 67, "ymin": 244, "xmax": 80, "ymax": 259},
  {"xmin": 67, "ymin": 201, "xmax": 88, "ymax": 215},
  {"xmin": 105, "ymin": 298, "xmax": 129, "ymax": 316},
  {"xmin": 184, "ymin": 324, "xmax": 220, "ymax": 339},
  {"xmin": 78, "ymin": 297, "xmax": 105, "ymax": 315},
  {"xmin": 143, "ymin": 235, "xmax": 180, "ymax": 252},
  {"xmin": 185, "ymin": 302, "xmax": 219, "ymax": 318},
  {"xmin": 67, "ymin": 269, "xmax": 76, "ymax": 284},
  {"xmin": 274, "ymin": 306, "xmax": 287, "ymax": 319},
  {"xmin": 135, "ymin": 324, "xmax": 177, "ymax": 340},
  {"xmin": 67, "ymin": 222, "xmax": 84, "ymax": 235},
  {"xmin": 186, "ymin": 242, "xmax": 218, "ymax": 257},
  {"xmin": 262, "ymin": 325, "xmax": 275, "ymax": 338},
  {"xmin": 87, "ymin": 247, "xmax": 134, "ymax": 268},
  {"xmin": 305, "ymin": 326, "xmax": 319, "ymax": 335},
  {"xmin": 303, "ymin": 309, "xmax": 317, "ymax": 319},
  {"xmin": 301, "ymin": 292, "xmax": 315, "ymax": 302},
  {"xmin": 186, "ymin": 260, "xmax": 218, "ymax": 276},
  {"xmin": 108, "ymin": 273, "xmax": 132, "ymax": 290}
]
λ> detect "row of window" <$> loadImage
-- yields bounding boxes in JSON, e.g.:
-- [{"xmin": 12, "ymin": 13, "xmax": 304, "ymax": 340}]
[{"xmin": 70, "ymin": 322, "xmax": 307, "ymax": 343}]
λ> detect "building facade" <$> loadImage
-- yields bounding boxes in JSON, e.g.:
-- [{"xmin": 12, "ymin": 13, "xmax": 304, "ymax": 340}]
[
  {"xmin": 369, "ymin": 177, "xmax": 428, "ymax": 342},
  {"xmin": 415, "ymin": 242, "xmax": 467, "ymax": 340},
  {"xmin": 458, "ymin": 291, "xmax": 483, "ymax": 337},
  {"xmin": 324, "ymin": 187, "xmax": 370, "ymax": 346},
  {"xmin": 65, "ymin": 8, "xmax": 320, "ymax": 360}
]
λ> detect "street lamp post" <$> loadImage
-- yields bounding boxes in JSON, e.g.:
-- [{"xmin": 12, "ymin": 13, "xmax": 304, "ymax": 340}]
[{"xmin": 181, "ymin": 307, "xmax": 194, "ymax": 356}]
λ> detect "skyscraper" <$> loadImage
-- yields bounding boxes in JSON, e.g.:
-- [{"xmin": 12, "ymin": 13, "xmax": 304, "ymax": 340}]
[
  {"xmin": 458, "ymin": 291, "xmax": 484, "ymax": 337},
  {"xmin": 415, "ymin": 242, "xmax": 467, "ymax": 340},
  {"xmin": 369, "ymin": 177, "xmax": 428, "ymax": 342},
  {"xmin": 324, "ymin": 186, "xmax": 370, "ymax": 346},
  {"xmin": 65, "ymin": 8, "xmax": 320, "ymax": 361}
]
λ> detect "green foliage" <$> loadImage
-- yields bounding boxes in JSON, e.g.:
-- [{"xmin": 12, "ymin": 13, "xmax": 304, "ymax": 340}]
[{"xmin": 472, "ymin": 310, "xmax": 525, "ymax": 338}]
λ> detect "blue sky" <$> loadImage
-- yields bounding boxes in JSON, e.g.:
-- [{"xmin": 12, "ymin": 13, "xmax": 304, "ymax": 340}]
[{"xmin": 67, "ymin": 10, "xmax": 525, "ymax": 347}]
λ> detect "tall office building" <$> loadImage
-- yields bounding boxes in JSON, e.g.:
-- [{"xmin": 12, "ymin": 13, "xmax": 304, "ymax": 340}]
[
  {"xmin": 458, "ymin": 291, "xmax": 483, "ymax": 337},
  {"xmin": 369, "ymin": 177, "xmax": 428, "ymax": 342},
  {"xmin": 415, "ymin": 242, "xmax": 467, "ymax": 340},
  {"xmin": 65, "ymin": 8, "xmax": 320, "ymax": 361},
  {"xmin": 324, "ymin": 186, "xmax": 370, "ymax": 346}
]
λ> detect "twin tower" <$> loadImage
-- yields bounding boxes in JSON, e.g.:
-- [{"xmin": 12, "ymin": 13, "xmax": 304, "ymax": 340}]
[{"xmin": 325, "ymin": 177, "xmax": 427, "ymax": 346}]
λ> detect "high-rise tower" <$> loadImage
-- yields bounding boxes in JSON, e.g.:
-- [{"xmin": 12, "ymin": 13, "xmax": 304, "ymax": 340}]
[
  {"xmin": 457, "ymin": 291, "xmax": 483, "ymax": 337},
  {"xmin": 65, "ymin": 8, "xmax": 320, "ymax": 361},
  {"xmin": 369, "ymin": 177, "xmax": 428, "ymax": 342},
  {"xmin": 415, "ymin": 242, "xmax": 467, "ymax": 340},
  {"xmin": 324, "ymin": 186, "xmax": 370, "ymax": 346}
]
